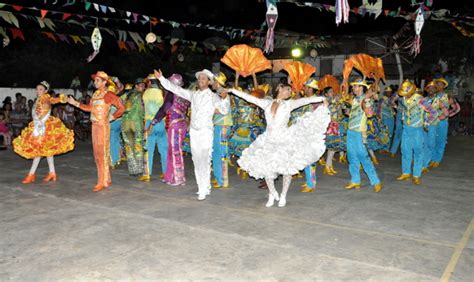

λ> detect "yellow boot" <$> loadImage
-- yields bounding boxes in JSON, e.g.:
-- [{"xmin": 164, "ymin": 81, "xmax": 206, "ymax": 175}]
[
  {"xmin": 345, "ymin": 182, "xmax": 361, "ymax": 190},
  {"xmin": 329, "ymin": 166, "xmax": 338, "ymax": 174},
  {"xmin": 241, "ymin": 171, "xmax": 249, "ymax": 180},
  {"xmin": 339, "ymin": 154, "xmax": 347, "ymax": 163},
  {"xmin": 389, "ymin": 153, "xmax": 396, "ymax": 158},
  {"xmin": 318, "ymin": 158, "xmax": 326, "ymax": 166},
  {"xmin": 422, "ymin": 167, "xmax": 429, "ymax": 174},
  {"xmin": 138, "ymin": 175, "xmax": 151, "ymax": 182},
  {"xmin": 300, "ymin": 184, "xmax": 314, "ymax": 193},
  {"xmin": 396, "ymin": 174, "xmax": 411, "ymax": 181},
  {"xmin": 429, "ymin": 162, "xmax": 440, "ymax": 168},
  {"xmin": 373, "ymin": 183, "xmax": 383, "ymax": 192},
  {"xmin": 323, "ymin": 166, "xmax": 335, "ymax": 176},
  {"xmin": 412, "ymin": 177, "xmax": 421, "ymax": 185}
]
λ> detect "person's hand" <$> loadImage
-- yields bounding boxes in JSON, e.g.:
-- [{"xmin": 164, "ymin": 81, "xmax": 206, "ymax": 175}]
[
  {"xmin": 145, "ymin": 124, "xmax": 152, "ymax": 135},
  {"xmin": 154, "ymin": 69, "xmax": 163, "ymax": 79}
]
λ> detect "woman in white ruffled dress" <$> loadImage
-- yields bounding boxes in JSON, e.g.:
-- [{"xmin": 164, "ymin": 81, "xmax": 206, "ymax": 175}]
[{"xmin": 228, "ymin": 83, "xmax": 330, "ymax": 207}]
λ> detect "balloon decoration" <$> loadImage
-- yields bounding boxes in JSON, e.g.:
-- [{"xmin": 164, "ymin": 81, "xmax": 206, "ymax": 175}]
[{"xmin": 221, "ymin": 44, "xmax": 272, "ymax": 77}]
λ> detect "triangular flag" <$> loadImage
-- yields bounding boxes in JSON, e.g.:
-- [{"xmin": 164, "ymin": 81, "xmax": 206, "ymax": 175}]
[
  {"xmin": 151, "ymin": 17, "xmax": 158, "ymax": 26},
  {"xmin": 37, "ymin": 17, "xmax": 46, "ymax": 28},
  {"xmin": 118, "ymin": 40, "xmax": 128, "ymax": 51},
  {"xmin": 124, "ymin": 19, "xmax": 130, "ymax": 24},
  {"xmin": 9, "ymin": 13, "xmax": 19, "ymax": 28},
  {"xmin": 71, "ymin": 35, "xmax": 84, "ymax": 44},
  {"xmin": 127, "ymin": 41, "xmax": 136, "ymax": 50},
  {"xmin": 62, "ymin": 13, "xmax": 72, "ymax": 20},
  {"xmin": 143, "ymin": 15, "xmax": 149, "ymax": 21},
  {"xmin": 13, "ymin": 5, "xmax": 23, "ymax": 12},
  {"xmin": 62, "ymin": 0, "xmax": 75, "ymax": 7},
  {"xmin": 44, "ymin": 18, "xmax": 56, "ymax": 31},
  {"xmin": 100, "ymin": 5, "xmax": 107, "ymax": 13},
  {"xmin": 353, "ymin": 7, "xmax": 359, "ymax": 14},
  {"xmin": 93, "ymin": 3, "xmax": 99, "ymax": 12},
  {"xmin": 57, "ymin": 33, "xmax": 70, "ymax": 43},
  {"xmin": 9, "ymin": 28, "xmax": 25, "ymax": 41},
  {"xmin": 85, "ymin": 1, "xmax": 91, "ymax": 11},
  {"xmin": 40, "ymin": 10, "xmax": 48, "ymax": 19},
  {"xmin": 384, "ymin": 10, "xmax": 389, "ymax": 16},
  {"xmin": 0, "ymin": 11, "xmax": 13, "ymax": 25},
  {"xmin": 109, "ymin": 7, "xmax": 115, "ymax": 13},
  {"xmin": 42, "ymin": 31, "xmax": 57, "ymax": 42},
  {"xmin": 138, "ymin": 43, "xmax": 146, "ymax": 52},
  {"xmin": 126, "ymin": 11, "xmax": 131, "ymax": 17},
  {"xmin": 132, "ymin": 13, "xmax": 138, "ymax": 23}
]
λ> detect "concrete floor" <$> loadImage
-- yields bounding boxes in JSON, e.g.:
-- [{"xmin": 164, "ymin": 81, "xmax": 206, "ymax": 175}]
[{"xmin": 0, "ymin": 137, "xmax": 473, "ymax": 281}]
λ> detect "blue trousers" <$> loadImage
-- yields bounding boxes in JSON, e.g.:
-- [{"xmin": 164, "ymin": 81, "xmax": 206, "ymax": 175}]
[
  {"xmin": 145, "ymin": 120, "xmax": 168, "ymax": 175},
  {"xmin": 390, "ymin": 116, "xmax": 402, "ymax": 154},
  {"xmin": 383, "ymin": 117, "xmax": 395, "ymax": 139},
  {"xmin": 432, "ymin": 119, "xmax": 448, "ymax": 163},
  {"xmin": 304, "ymin": 163, "xmax": 317, "ymax": 188},
  {"xmin": 423, "ymin": 125, "xmax": 436, "ymax": 168},
  {"xmin": 347, "ymin": 130, "xmax": 380, "ymax": 185},
  {"xmin": 110, "ymin": 119, "xmax": 122, "ymax": 166},
  {"xmin": 401, "ymin": 125, "xmax": 424, "ymax": 177},
  {"xmin": 212, "ymin": 125, "xmax": 229, "ymax": 186}
]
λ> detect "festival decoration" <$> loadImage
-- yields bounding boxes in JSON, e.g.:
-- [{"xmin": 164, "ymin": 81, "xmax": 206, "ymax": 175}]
[
  {"xmin": 407, "ymin": 4, "xmax": 425, "ymax": 57},
  {"xmin": 263, "ymin": 0, "xmax": 278, "ymax": 53},
  {"xmin": 283, "ymin": 61, "xmax": 316, "ymax": 93},
  {"xmin": 335, "ymin": 0, "xmax": 350, "ymax": 25},
  {"xmin": 86, "ymin": 26, "xmax": 102, "ymax": 62},
  {"xmin": 221, "ymin": 44, "xmax": 272, "ymax": 77}
]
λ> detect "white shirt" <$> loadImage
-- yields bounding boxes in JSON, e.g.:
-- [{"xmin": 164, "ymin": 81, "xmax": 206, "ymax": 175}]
[{"xmin": 158, "ymin": 76, "xmax": 230, "ymax": 131}]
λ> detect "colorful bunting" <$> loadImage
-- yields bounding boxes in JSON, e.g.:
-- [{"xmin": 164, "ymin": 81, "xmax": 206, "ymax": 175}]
[
  {"xmin": 9, "ymin": 27, "xmax": 24, "ymax": 40},
  {"xmin": 117, "ymin": 40, "xmax": 127, "ymax": 50},
  {"xmin": 42, "ymin": 31, "xmax": 57, "ymax": 42}
]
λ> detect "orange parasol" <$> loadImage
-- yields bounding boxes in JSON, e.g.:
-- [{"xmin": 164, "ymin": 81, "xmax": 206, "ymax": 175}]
[
  {"xmin": 220, "ymin": 44, "xmax": 272, "ymax": 77},
  {"xmin": 283, "ymin": 61, "xmax": 316, "ymax": 93},
  {"xmin": 342, "ymin": 54, "xmax": 385, "ymax": 81},
  {"xmin": 318, "ymin": 75, "xmax": 340, "ymax": 94}
]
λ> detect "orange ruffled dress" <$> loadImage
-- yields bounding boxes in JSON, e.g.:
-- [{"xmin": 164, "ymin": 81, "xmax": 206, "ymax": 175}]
[{"xmin": 13, "ymin": 94, "xmax": 74, "ymax": 159}]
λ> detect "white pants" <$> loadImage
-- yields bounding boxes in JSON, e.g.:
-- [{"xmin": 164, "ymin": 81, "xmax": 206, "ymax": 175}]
[{"xmin": 190, "ymin": 128, "xmax": 213, "ymax": 196}]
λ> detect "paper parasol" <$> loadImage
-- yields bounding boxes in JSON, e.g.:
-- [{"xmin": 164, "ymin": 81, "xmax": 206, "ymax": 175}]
[
  {"xmin": 221, "ymin": 44, "xmax": 271, "ymax": 77},
  {"xmin": 283, "ymin": 61, "xmax": 316, "ymax": 93},
  {"xmin": 319, "ymin": 75, "xmax": 340, "ymax": 94},
  {"xmin": 342, "ymin": 53, "xmax": 385, "ymax": 81}
]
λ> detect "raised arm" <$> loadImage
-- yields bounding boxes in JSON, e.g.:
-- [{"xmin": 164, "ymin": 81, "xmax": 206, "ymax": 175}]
[
  {"xmin": 230, "ymin": 88, "xmax": 271, "ymax": 109},
  {"xmin": 155, "ymin": 69, "xmax": 192, "ymax": 101},
  {"xmin": 68, "ymin": 96, "xmax": 92, "ymax": 112},
  {"xmin": 289, "ymin": 96, "xmax": 325, "ymax": 111}
]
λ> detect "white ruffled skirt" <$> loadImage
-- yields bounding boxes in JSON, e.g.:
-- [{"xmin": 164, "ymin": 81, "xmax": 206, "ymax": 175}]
[{"xmin": 237, "ymin": 105, "xmax": 330, "ymax": 179}]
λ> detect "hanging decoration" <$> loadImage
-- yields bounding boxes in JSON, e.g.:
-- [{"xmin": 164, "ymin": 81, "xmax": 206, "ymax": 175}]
[
  {"xmin": 263, "ymin": 0, "xmax": 278, "ymax": 53},
  {"xmin": 335, "ymin": 0, "xmax": 350, "ymax": 25},
  {"xmin": 86, "ymin": 25, "xmax": 102, "ymax": 62},
  {"xmin": 407, "ymin": 5, "xmax": 425, "ymax": 57}
]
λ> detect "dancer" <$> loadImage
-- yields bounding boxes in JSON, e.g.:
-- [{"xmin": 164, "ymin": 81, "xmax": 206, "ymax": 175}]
[
  {"xmin": 228, "ymin": 83, "xmax": 329, "ymax": 207},
  {"xmin": 321, "ymin": 86, "xmax": 344, "ymax": 176},
  {"xmin": 210, "ymin": 72, "xmax": 233, "ymax": 189},
  {"xmin": 429, "ymin": 78, "xmax": 450, "ymax": 168},
  {"xmin": 109, "ymin": 77, "xmax": 125, "ymax": 168},
  {"xmin": 140, "ymin": 74, "xmax": 168, "ymax": 181},
  {"xmin": 154, "ymin": 69, "xmax": 230, "ymax": 200},
  {"xmin": 377, "ymin": 86, "xmax": 396, "ymax": 151},
  {"xmin": 296, "ymin": 78, "xmax": 320, "ymax": 192},
  {"xmin": 396, "ymin": 80, "xmax": 437, "ymax": 184},
  {"xmin": 68, "ymin": 71, "xmax": 125, "ymax": 191},
  {"xmin": 345, "ymin": 78, "xmax": 383, "ymax": 192},
  {"xmin": 148, "ymin": 73, "xmax": 190, "ymax": 186},
  {"xmin": 121, "ymin": 78, "xmax": 146, "ymax": 176},
  {"xmin": 14, "ymin": 81, "xmax": 74, "ymax": 183}
]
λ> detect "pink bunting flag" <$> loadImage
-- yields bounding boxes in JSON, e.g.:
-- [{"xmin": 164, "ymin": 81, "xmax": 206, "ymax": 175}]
[{"xmin": 9, "ymin": 28, "xmax": 25, "ymax": 40}]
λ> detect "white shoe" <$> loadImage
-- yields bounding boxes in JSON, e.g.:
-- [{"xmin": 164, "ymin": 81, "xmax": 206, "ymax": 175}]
[
  {"xmin": 278, "ymin": 196, "xmax": 287, "ymax": 207},
  {"xmin": 195, "ymin": 190, "xmax": 211, "ymax": 195},
  {"xmin": 197, "ymin": 194, "xmax": 206, "ymax": 201},
  {"xmin": 265, "ymin": 193, "xmax": 279, "ymax": 208}
]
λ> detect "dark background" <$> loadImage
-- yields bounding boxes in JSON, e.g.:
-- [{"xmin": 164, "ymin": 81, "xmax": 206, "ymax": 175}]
[{"xmin": 0, "ymin": 0, "xmax": 472, "ymax": 87}]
